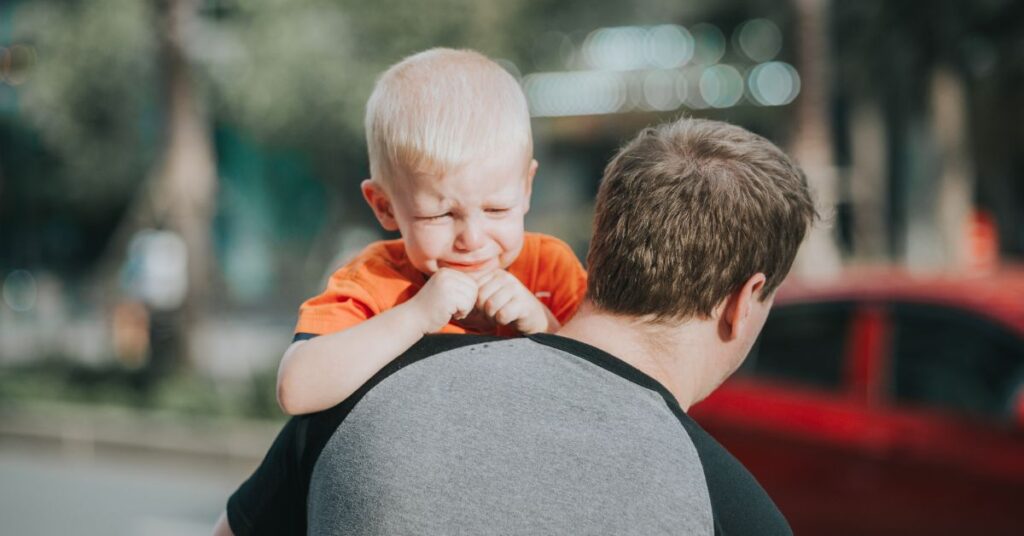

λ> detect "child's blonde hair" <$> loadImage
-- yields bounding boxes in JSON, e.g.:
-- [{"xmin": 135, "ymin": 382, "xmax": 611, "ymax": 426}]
[{"xmin": 365, "ymin": 48, "xmax": 532, "ymax": 185}]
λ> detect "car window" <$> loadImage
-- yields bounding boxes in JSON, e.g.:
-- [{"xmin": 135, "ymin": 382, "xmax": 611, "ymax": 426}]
[
  {"xmin": 739, "ymin": 301, "xmax": 852, "ymax": 390},
  {"xmin": 889, "ymin": 302, "xmax": 1024, "ymax": 421}
]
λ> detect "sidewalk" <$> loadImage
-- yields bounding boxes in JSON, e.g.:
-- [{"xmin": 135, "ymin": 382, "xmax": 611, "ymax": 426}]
[{"xmin": 0, "ymin": 400, "xmax": 281, "ymax": 469}]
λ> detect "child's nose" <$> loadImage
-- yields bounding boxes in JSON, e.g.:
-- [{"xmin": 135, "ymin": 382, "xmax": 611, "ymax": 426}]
[{"xmin": 454, "ymin": 219, "xmax": 485, "ymax": 252}]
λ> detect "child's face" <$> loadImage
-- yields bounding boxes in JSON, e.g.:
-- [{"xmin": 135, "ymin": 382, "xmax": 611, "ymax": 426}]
[{"xmin": 363, "ymin": 147, "xmax": 537, "ymax": 278}]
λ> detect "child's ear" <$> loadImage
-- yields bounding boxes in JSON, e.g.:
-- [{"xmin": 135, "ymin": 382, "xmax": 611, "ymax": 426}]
[
  {"xmin": 523, "ymin": 159, "xmax": 538, "ymax": 214},
  {"xmin": 361, "ymin": 179, "xmax": 399, "ymax": 231}
]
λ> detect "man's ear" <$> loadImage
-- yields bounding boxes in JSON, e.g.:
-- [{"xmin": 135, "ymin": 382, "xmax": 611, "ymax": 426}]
[
  {"xmin": 716, "ymin": 273, "xmax": 767, "ymax": 341},
  {"xmin": 522, "ymin": 159, "xmax": 538, "ymax": 214},
  {"xmin": 361, "ymin": 179, "xmax": 399, "ymax": 231}
]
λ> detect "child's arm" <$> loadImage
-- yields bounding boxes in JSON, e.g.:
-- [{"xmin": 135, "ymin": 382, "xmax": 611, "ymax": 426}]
[
  {"xmin": 276, "ymin": 268, "xmax": 478, "ymax": 415},
  {"xmin": 212, "ymin": 512, "xmax": 234, "ymax": 536},
  {"xmin": 475, "ymin": 269, "xmax": 561, "ymax": 334}
]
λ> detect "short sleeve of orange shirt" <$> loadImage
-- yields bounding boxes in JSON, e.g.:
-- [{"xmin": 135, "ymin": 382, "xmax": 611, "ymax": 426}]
[{"xmin": 294, "ymin": 232, "xmax": 588, "ymax": 337}]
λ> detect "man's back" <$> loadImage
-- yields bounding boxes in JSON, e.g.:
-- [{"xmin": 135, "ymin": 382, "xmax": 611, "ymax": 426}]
[
  {"xmin": 309, "ymin": 336, "xmax": 711, "ymax": 534},
  {"xmin": 227, "ymin": 335, "xmax": 790, "ymax": 535}
]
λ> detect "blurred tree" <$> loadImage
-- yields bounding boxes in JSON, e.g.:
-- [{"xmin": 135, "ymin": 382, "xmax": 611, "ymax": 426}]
[
  {"xmin": 790, "ymin": 0, "xmax": 842, "ymax": 278},
  {"xmin": 832, "ymin": 0, "xmax": 1024, "ymax": 263},
  {"xmin": 13, "ymin": 0, "xmax": 215, "ymax": 375},
  {"xmin": 8, "ymin": 0, "xmax": 546, "ymax": 374},
  {"xmin": 11, "ymin": 0, "xmax": 159, "ymax": 216}
]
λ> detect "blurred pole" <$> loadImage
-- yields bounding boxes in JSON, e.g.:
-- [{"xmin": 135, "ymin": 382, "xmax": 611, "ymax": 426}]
[
  {"xmin": 789, "ymin": 0, "xmax": 842, "ymax": 278},
  {"xmin": 929, "ymin": 67, "xmax": 973, "ymax": 271},
  {"xmin": 145, "ymin": 0, "xmax": 217, "ymax": 371},
  {"xmin": 901, "ymin": 66, "xmax": 973, "ymax": 273},
  {"xmin": 847, "ymin": 100, "xmax": 889, "ymax": 261}
]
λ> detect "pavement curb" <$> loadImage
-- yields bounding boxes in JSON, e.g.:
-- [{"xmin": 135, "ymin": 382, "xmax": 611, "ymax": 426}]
[{"xmin": 0, "ymin": 401, "xmax": 282, "ymax": 464}]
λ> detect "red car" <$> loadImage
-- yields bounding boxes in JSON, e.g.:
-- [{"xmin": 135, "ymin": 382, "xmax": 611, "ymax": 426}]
[{"xmin": 690, "ymin": 267, "xmax": 1024, "ymax": 535}]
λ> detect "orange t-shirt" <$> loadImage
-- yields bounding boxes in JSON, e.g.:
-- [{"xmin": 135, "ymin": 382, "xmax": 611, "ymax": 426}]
[{"xmin": 295, "ymin": 232, "xmax": 587, "ymax": 337}]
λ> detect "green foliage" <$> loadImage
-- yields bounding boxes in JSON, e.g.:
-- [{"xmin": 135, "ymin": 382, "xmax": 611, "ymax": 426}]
[
  {"xmin": 8, "ymin": 0, "xmax": 544, "ymax": 218},
  {"xmin": 12, "ymin": 0, "xmax": 159, "ymax": 215},
  {"xmin": 196, "ymin": 0, "xmax": 536, "ymax": 152},
  {"xmin": 197, "ymin": 0, "xmax": 367, "ymax": 146}
]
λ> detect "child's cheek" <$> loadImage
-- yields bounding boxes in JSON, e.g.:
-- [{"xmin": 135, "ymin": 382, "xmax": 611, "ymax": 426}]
[{"xmin": 498, "ymin": 231, "xmax": 527, "ymax": 268}]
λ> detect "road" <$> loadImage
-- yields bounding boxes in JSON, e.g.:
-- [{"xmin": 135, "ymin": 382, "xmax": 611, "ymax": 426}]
[{"xmin": 0, "ymin": 438, "xmax": 257, "ymax": 536}]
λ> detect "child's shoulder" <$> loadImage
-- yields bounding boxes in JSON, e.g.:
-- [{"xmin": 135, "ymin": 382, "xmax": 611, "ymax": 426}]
[
  {"xmin": 513, "ymin": 232, "xmax": 585, "ymax": 281},
  {"xmin": 330, "ymin": 238, "xmax": 414, "ymax": 280},
  {"xmin": 522, "ymin": 232, "xmax": 577, "ymax": 257}
]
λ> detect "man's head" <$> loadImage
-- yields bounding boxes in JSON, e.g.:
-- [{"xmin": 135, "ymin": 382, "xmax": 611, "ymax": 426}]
[
  {"xmin": 361, "ymin": 48, "xmax": 536, "ymax": 277},
  {"xmin": 585, "ymin": 118, "xmax": 816, "ymax": 388}
]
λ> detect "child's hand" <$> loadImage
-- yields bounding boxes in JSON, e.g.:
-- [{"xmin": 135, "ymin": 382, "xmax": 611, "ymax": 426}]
[
  {"xmin": 475, "ymin": 269, "xmax": 557, "ymax": 334},
  {"xmin": 409, "ymin": 268, "xmax": 479, "ymax": 334}
]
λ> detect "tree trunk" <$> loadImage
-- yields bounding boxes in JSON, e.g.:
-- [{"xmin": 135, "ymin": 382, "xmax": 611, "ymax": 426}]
[
  {"xmin": 146, "ymin": 0, "xmax": 217, "ymax": 372},
  {"xmin": 847, "ymin": 99, "xmax": 889, "ymax": 261},
  {"xmin": 901, "ymin": 66, "xmax": 973, "ymax": 272},
  {"xmin": 789, "ymin": 0, "xmax": 842, "ymax": 279}
]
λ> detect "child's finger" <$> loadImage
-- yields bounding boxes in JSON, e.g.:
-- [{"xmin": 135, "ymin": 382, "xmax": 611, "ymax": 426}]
[
  {"xmin": 483, "ymin": 287, "xmax": 517, "ymax": 319},
  {"xmin": 494, "ymin": 298, "xmax": 526, "ymax": 326},
  {"xmin": 477, "ymin": 271, "xmax": 517, "ymax": 304},
  {"xmin": 453, "ymin": 299, "xmax": 475, "ymax": 320},
  {"xmin": 454, "ymin": 283, "xmax": 478, "ymax": 319},
  {"xmin": 451, "ymin": 296, "xmax": 471, "ymax": 320},
  {"xmin": 476, "ymin": 280, "xmax": 499, "ymax": 309},
  {"xmin": 470, "ymin": 268, "xmax": 498, "ymax": 285}
]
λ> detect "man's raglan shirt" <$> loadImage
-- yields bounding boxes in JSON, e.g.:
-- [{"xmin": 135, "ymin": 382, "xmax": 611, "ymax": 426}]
[
  {"xmin": 294, "ymin": 233, "xmax": 588, "ymax": 338},
  {"xmin": 226, "ymin": 334, "xmax": 792, "ymax": 536}
]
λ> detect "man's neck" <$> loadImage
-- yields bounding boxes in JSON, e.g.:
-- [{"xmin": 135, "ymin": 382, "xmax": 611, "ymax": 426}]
[{"xmin": 556, "ymin": 303, "xmax": 711, "ymax": 411}]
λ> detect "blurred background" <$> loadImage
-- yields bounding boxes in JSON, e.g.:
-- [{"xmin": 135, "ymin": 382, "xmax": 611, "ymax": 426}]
[{"xmin": 1, "ymin": 0, "xmax": 1022, "ymax": 534}]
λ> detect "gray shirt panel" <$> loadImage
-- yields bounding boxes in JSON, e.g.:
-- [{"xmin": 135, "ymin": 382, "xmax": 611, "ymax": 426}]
[{"xmin": 308, "ymin": 338, "xmax": 713, "ymax": 535}]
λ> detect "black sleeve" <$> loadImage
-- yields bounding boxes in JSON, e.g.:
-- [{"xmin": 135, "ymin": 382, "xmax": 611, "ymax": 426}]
[
  {"xmin": 226, "ymin": 334, "xmax": 499, "ymax": 535},
  {"xmin": 677, "ymin": 416, "xmax": 793, "ymax": 536},
  {"xmin": 529, "ymin": 333, "xmax": 791, "ymax": 535},
  {"xmin": 227, "ymin": 417, "xmax": 311, "ymax": 536},
  {"xmin": 293, "ymin": 332, "xmax": 318, "ymax": 342}
]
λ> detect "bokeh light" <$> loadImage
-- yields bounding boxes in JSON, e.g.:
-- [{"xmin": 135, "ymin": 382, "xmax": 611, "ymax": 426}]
[
  {"xmin": 735, "ymin": 19, "xmax": 782, "ymax": 62},
  {"xmin": 582, "ymin": 26, "xmax": 649, "ymax": 71},
  {"xmin": 644, "ymin": 25, "xmax": 694, "ymax": 69},
  {"xmin": 1, "ymin": 44, "xmax": 37, "ymax": 86},
  {"xmin": 2, "ymin": 270, "xmax": 38, "ymax": 312},
  {"xmin": 747, "ymin": 61, "xmax": 801, "ymax": 106},
  {"xmin": 679, "ymin": 66, "xmax": 709, "ymax": 109},
  {"xmin": 690, "ymin": 23, "xmax": 726, "ymax": 65},
  {"xmin": 700, "ymin": 64, "xmax": 744, "ymax": 108},
  {"xmin": 642, "ymin": 70, "xmax": 682, "ymax": 111},
  {"xmin": 524, "ymin": 71, "xmax": 627, "ymax": 117},
  {"xmin": 674, "ymin": 70, "xmax": 690, "ymax": 108}
]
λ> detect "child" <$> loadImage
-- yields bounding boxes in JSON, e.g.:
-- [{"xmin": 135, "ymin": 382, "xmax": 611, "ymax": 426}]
[{"xmin": 276, "ymin": 48, "xmax": 588, "ymax": 415}]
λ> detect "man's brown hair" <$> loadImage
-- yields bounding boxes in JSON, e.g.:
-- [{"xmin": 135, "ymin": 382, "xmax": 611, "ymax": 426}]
[{"xmin": 586, "ymin": 118, "xmax": 817, "ymax": 321}]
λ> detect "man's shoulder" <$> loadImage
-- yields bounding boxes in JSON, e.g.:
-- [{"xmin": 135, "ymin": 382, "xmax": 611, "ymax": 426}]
[
  {"xmin": 398, "ymin": 333, "xmax": 503, "ymax": 364},
  {"xmin": 674, "ymin": 413, "xmax": 794, "ymax": 535}
]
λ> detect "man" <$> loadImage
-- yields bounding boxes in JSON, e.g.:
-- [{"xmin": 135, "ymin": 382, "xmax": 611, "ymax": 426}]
[{"xmin": 214, "ymin": 117, "xmax": 816, "ymax": 535}]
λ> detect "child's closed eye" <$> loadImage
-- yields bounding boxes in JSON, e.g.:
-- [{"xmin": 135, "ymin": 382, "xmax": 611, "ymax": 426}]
[{"xmin": 417, "ymin": 212, "xmax": 452, "ymax": 221}]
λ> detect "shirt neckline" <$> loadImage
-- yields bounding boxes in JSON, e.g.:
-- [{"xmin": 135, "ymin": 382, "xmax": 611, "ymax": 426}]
[{"xmin": 527, "ymin": 332, "xmax": 687, "ymax": 415}]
